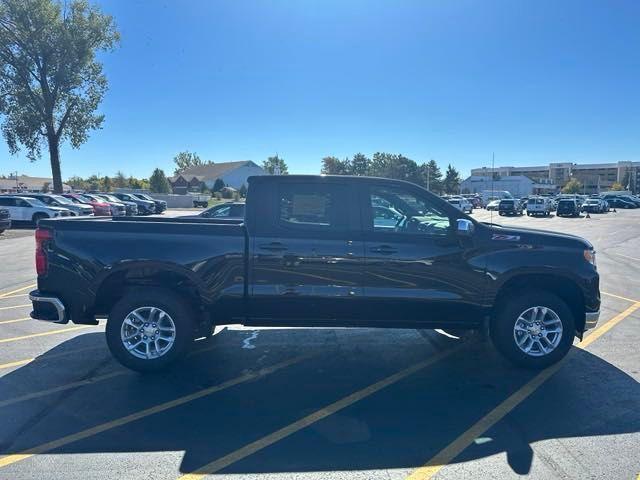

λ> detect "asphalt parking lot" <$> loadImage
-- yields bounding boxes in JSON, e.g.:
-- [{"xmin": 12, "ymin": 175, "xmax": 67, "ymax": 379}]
[{"xmin": 0, "ymin": 209, "xmax": 638, "ymax": 479}]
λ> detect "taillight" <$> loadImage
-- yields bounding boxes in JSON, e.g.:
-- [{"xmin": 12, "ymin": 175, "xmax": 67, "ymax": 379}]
[{"xmin": 35, "ymin": 228, "xmax": 52, "ymax": 276}]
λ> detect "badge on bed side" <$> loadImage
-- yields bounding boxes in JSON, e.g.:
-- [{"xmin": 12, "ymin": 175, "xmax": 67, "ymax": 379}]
[{"xmin": 492, "ymin": 233, "xmax": 521, "ymax": 241}]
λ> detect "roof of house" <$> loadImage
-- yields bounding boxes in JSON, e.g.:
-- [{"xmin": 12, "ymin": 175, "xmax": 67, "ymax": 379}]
[
  {"xmin": 0, "ymin": 175, "xmax": 71, "ymax": 191},
  {"xmin": 179, "ymin": 161, "xmax": 258, "ymax": 179}
]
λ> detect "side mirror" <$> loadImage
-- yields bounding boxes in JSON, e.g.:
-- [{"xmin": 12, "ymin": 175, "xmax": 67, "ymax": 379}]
[{"xmin": 456, "ymin": 218, "xmax": 474, "ymax": 236}]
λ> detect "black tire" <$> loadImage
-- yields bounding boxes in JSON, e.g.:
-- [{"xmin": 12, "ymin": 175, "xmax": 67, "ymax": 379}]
[
  {"xmin": 490, "ymin": 291, "xmax": 575, "ymax": 369},
  {"xmin": 32, "ymin": 212, "xmax": 48, "ymax": 225},
  {"xmin": 106, "ymin": 288, "xmax": 196, "ymax": 372}
]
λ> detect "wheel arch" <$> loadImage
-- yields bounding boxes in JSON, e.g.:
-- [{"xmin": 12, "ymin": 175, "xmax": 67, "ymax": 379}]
[
  {"xmin": 93, "ymin": 262, "xmax": 208, "ymax": 321},
  {"xmin": 492, "ymin": 273, "xmax": 585, "ymax": 334}
]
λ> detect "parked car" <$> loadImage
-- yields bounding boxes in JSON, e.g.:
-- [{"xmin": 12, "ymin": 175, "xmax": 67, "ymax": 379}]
[
  {"xmin": 19, "ymin": 193, "xmax": 93, "ymax": 217},
  {"xmin": 29, "ymin": 175, "xmax": 600, "ymax": 373},
  {"xmin": 486, "ymin": 199, "xmax": 500, "ymax": 211},
  {"xmin": 181, "ymin": 202, "xmax": 245, "ymax": 220},
  {"xmin": 526, "ymin": 197, "xmax": 552, "ymax": 217},
  {"xmin": 94, "ymin": 194, "xmax": 138, "ymax": 216},
  {"xmin": 447, "ymin": 197, "xmax": 473, "ymax": 213},
  {"xmin": 192, "ymin": 194, "xmax": 210, "ymax": 208},
  {"xmin": 130, "ymin": 193, "xmax": 167, "ymax": 213},
  {"xmin": 82, "ymin": 193, "xmax": 125, "ymax": 216},
  {"xmin": 0, "ymin": 195, "xmax": 72, "ymax": 223},
  {"xmin": 556, "ymin": 199, "xmax": 581, "ymax": 217},
  {"xmin": 110, "ymin": 192, "xmax": 156, "ymax": 215},
  {"xmin": 580, "ymin": 199, "xmax": 605, "ymax": 214},
  {"xmin": 62, "ymin": 193, "xmax": 112, "ymax": 216},
  {"xmin": 607, "ymin": 197, "xmax": 637, "ymax": 209},
  {"xmin": 0, "ymin": 208, "xmax": 10, "ymax": 233},
  {"xmin": 498, "ymin": 199, "xmax": 524, "ymax": 216}
]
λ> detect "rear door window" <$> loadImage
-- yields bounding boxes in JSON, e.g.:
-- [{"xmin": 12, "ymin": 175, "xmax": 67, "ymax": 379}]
[{"xmin": 278, "ymin": 183, "xmax": 348, "ymax": 231}]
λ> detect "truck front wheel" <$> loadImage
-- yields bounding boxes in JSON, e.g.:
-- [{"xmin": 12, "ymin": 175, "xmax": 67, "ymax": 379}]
[
  {"xmin": 491, "ymin": 291, "xmax": 575, "ymax": 369},
  {"xmin": 106, "ymin": 289, "xmax": 195, "ymax": 372}
]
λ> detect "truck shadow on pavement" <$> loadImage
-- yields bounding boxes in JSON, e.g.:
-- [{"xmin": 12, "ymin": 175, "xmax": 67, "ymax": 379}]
[{"xmin": 0, "ymin": 327, "xmax": 638, "ymax": 476}]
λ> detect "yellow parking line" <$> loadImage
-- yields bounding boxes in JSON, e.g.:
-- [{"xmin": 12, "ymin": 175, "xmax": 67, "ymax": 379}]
[
  {"xmin": 178, "ymin": 345, "xmax": 463, "ymax": 479},
  {"xmin": 0, "ymin": 371, "xmax": 126, "ymax": 408},
  {"xmin": 404, "ymin": 301, "xmax": 640, "ymax": 480},
  {"xmin": 0, "ymin": 342, "xmax": 220, "ymax": 407},
  {"xmin": 0, "ymin": 293, "xmax": 28, "ymax": 300},
  {"xmin": 0, "ymin": 354, "xmax": 310, "ymax": 469},
  {"xmin": 0, "ymin": 345, "xmax": 105, "ymax": 371},
  {"xmin": 0, "ymin": 304, "xmax": 31, "ymax": 311},
  {"xmin": 0, "ymin": 284, "xmax": 36, "ymax": 299},
  {"xmin": 0, "ymin": 326, "xmax": 93, "ymax": 344},
  {"xmin": 602, "ymin": 291, "xmax": 640, "ymax": 304},
  {"xmin": 0, "ymin": 317, "xmax": 30, "ymax": 325}
]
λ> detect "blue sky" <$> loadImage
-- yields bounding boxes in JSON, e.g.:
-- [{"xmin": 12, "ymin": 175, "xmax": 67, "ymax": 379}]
[{"xmin": 3, "ymin": 0, "xmax": 640, "ymax": 179}]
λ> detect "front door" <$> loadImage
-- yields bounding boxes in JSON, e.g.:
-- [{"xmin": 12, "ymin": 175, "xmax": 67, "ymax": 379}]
[
  {"xmin": 359, "ymin": 182, "xmax": 486, "ymax": 327},
  {"xmin": 248, "ymin": 180, "xmax": 364, "ymax": 324}
]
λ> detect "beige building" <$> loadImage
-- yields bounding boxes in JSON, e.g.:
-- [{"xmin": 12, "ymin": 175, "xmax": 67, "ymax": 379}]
[
  {"xmin": 471, "ymin": 161, "xmax": 640, "ymax": 194},
  {"xmin": 0, "ymin": 175, "xmax": 71, "ymax": 193}
]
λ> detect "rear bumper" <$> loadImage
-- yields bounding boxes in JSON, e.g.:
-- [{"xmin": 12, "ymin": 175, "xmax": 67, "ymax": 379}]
[{"xmin": 29, "ymin": 290, "xmax": 67, "ymax": 323}]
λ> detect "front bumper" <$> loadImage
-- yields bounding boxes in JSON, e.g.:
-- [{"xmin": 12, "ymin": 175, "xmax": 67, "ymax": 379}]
[
  {"xmin": 584, "ymin": 310, "xmax": 600, "ymax": 331},
  {"xmin": 29, "ymin": 290, "xmax": 67, "ymax": 323}
]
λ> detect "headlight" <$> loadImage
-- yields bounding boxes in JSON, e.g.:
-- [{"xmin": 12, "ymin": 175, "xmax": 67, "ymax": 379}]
[{"xmin": 584, "ymin": 249, "xmax": 596, "ymax": 268}]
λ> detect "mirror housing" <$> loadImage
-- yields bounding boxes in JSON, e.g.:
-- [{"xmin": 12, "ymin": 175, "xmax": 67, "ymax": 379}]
[{"xmin": 456, "ymin": 218, "xmax": 474, "ymax": 236}]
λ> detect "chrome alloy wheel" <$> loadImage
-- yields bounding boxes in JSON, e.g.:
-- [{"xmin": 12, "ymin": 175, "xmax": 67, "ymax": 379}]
[
  {"xmin": 513, "ymin": 306, "xmax": 563, "ymax": 357},
  {"xmin": 120, "ymin": 306, "xmax": 176, "ymax": 360}
]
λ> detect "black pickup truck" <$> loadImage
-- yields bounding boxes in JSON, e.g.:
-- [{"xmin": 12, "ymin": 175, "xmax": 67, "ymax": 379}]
[{"xmin": 29, "ymin": 175, "xmax": 600, "ymax": 372}]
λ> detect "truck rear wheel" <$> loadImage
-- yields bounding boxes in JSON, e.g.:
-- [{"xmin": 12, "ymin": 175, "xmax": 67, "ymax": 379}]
[
  {"xmin": 491, "ymin": 291, "xmax": 575, "ymax": 369},
  {"xmin": 106, "ymin": 288, "xmax": 195, "ymax": 372}
]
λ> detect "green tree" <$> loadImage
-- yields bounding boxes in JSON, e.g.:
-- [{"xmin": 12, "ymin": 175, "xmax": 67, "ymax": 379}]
[
  {"xmin": 102, "ymin": 176, "xmax": 112, "ymax": 192},
  {"xmin": 610, "ymin": 182, "xmax": 624, "ymax": 191},
  {"xmin": 443, "ymin": 164, "xmax": 462, "ymax": 194},
  {"xmin": 350, "ymin": 153, "xmax": 370, "ymax": 176},
  {"xmin": 67, "ymin": 175, "xmax": 87, "ymax": 190},
  {"xmin": 212, "ymin": 178, "xmax": 225, "ymax": 192},
  {"xmin": 321, "ymin": 156, "xmax": 350, "ymax": 175},
  {"xmin": 0, "ymin": 0, "xmax": 119, "ymax": 193},
  {"xmin": 263, "ymin": 154, "xmax": 288, "ymax": 175},
  {"xmin": 620, "ymin": 171, "xmax": 631, "ymax": 189},
  {"xmin": 113, "ymin": 170, "xmax": 127, "ymax": 188},
  {"xmin": 86, "ymin": 174, "xmax": 101, "ymax": 191},
  {"xmin": 239, "ymin": 183, "xmax": 247, "ymax": 198},
  {"xmin": 420, "ymin": 159, "xmax": 443, "ymax": 193},
  {"xmin": 561, "ymin": 178, "xmax": 583, "ymax": 194},
  {"xmin": 173, "ymin": 151, "xmax": 211, "ymax": 175},
  {"xmin": 369, "ymin": 152, "xmax": 420, "ymax": 183},
  {"xmin": 149, "ymin": 168, "xmax": 170, "ymax": 193}
]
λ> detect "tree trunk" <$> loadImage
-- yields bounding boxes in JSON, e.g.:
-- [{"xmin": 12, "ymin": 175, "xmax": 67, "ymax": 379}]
[{"xmin": 47, "ymin": 134, "xmax": 63, "ymax": 193}]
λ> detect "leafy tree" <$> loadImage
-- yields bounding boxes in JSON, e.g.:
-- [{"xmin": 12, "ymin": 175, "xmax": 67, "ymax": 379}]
[
  {"xmin": 321, "ymin": 156, "xmax": 350, "ymax": 175},
  {"xmin": 86, "ymin": 174, "xmax": 101, "ymax": 191},
  {"xmin": 102, "ymin": 175, "xmax": 112, "ymax": 192},
  {"xmin": 173, "ymin": 151, "xmax": 211, "ymax": 175},
  {"xmin": 128, "ymin": 176, "xmax": 149, "ymax": 190},
  {"xmin": 620, "ymin": 171, "xmax": 631, "ymax": 189},
  {"xmin": 239, "ymin": 183, "xmax": 247, "ymax": 198},
  {"xmin": 350, "ymin": 153, "xmax": 370, "ymax": 176},
  {"xmin": 0, "ymin": 0, "xmax": 119, "ymax": 193},
  {"xmin": 369, "ymin": 152, "xmax": 420, "ymax": 183},
  {"xmin": 610, "ymin": 182, "xmax": 624, "ymax": 191},
  {"xmin": 149, "ymin": 168, "xmax": 170, "ymax": 193},
  {"xmin": 212, "ymin": 178, "xmax": 225, "ymax": 192},
  {"xmin": 41, "ymin": 181, "xmax": 50, "ymax": 192},
  {"xmin": 113, "ymin": 170, "xmax": 127, "ymax": 188},
  {"xmin": 443, "ymin": 164, "xmax": 462, "ymax": 194},
  {"xmin": 67, "ymin": 175, "xmax": 87, "ymax": 190},
  {"xmin": 263, "ymin": 154, "xmax": 288, "ymax": 174},
  {"xmin": 562, "ymin": 178, "xmax": 583, "ymax": 194},
  {"xmin": 420, "ymin": 159, "xmax": 443, "ymax": 193}
]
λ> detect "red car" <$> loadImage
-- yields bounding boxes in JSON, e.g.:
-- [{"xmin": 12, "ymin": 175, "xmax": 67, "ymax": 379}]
[{"xmin": 62, "ymin": 193, "xmax": 112, "ymax": 216}]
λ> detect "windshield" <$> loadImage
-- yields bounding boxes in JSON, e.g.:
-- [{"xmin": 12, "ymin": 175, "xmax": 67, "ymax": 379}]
[
  {"xmin": 24, "ymin": 197, "xmax": 47, "ymax": 207},
  {"xmin": 50, "ymin": 195, "xmax": 73, "ymax": 204}
]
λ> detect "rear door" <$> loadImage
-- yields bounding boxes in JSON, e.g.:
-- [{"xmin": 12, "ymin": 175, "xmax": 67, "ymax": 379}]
[
  {"xmin": 0, "ymin": 197, "xmax": 18, "ymax": 220},
  {"xmin": 359, "ymin": 182, "xmax": 486, "ymax": 327},
  {"xmin": 248, "ymin": 180, "xmax": 364, "ymax": 323}
]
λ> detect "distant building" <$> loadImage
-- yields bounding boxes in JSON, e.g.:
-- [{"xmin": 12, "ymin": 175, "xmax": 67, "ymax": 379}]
[
  {"xmin": 471, "ymin": 161, "xmax": 640, "ymax": 194},
  {"xmin": 460, "ymin": 175, "xmax": 556, "ymax": 197},
  {"xmin": 168, "ymin": 161, "xmax": 266, "ymax": 194},
  {"xmin": 0, "ymin": 175, "xmax": 71, "ymax": 193}
]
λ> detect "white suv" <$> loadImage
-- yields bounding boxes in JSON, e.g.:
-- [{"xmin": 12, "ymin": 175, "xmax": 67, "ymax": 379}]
[{"xmin": 0, "ymin": 195, "xmax": 73, "ymax": 223}]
